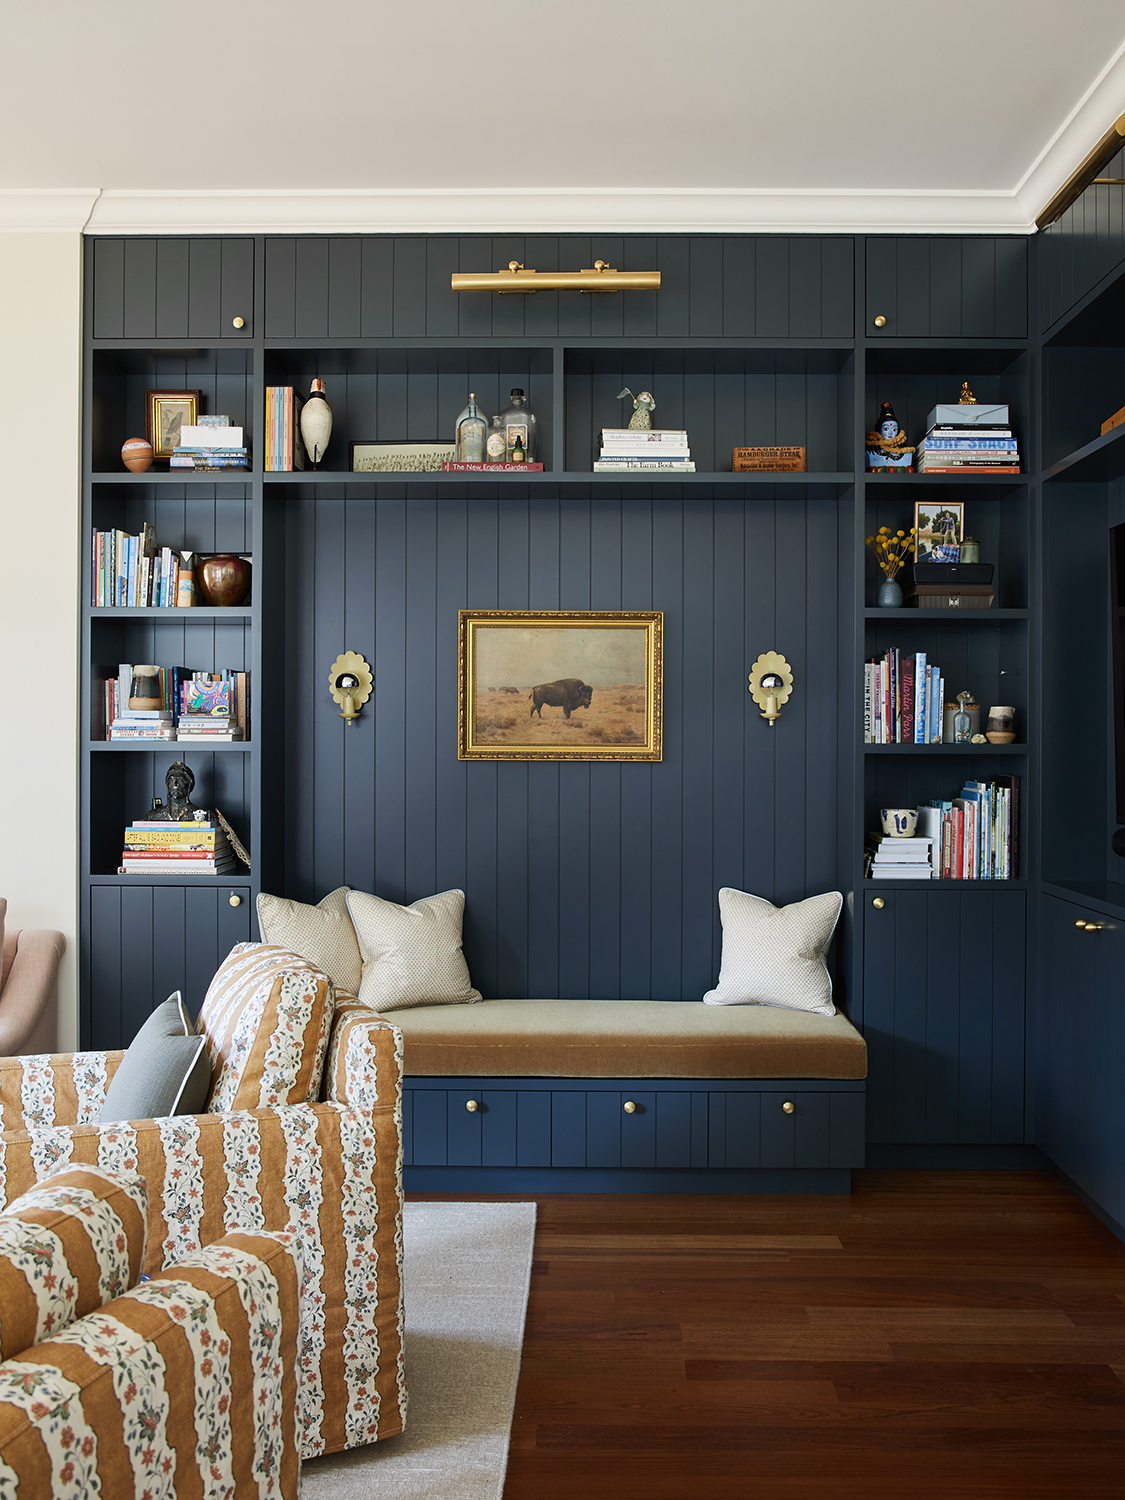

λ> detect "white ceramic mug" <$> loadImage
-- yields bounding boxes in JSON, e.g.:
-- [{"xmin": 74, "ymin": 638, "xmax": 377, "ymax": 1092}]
[{"xmin": 880, "ymin": 807, "xmax": 918, "ymax": 838}]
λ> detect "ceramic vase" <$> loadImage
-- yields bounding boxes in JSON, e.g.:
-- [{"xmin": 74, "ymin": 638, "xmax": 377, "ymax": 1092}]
[
  {"xmin": 197, "ymin": 554, "xmax": 252, "ymax": 607},
  {"xmin": 121, "ymin": 438, "xmax": 153, "ymax": 472},
  {"xmin": 985, "ymin": 705, "xmax": 1016, "ymax": 744},
  {"xmin": 878, "ymin": 577, "xmax": 903, "ymax": 607}
]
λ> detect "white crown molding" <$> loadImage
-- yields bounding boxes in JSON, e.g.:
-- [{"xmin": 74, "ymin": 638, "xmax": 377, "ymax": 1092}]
[
  {"xmin": 80, "ymin": 187, "xmax": 1035, "ymax": 237},
  {"xmin": 0, "ymin": 190, "xmax": 100, "ymax": 232},
  {"xmin": 1015, "ymin": 35, "xmax": 1125, "ymax": 224}
]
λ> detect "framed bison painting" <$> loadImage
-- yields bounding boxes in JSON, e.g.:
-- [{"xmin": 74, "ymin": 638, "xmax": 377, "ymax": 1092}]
[{"xmin": 458, "ymin": 610, "xmax": 663, "ymax": 761}]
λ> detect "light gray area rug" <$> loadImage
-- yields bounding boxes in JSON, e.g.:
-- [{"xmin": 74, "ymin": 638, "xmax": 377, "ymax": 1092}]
[{"xmin": 302, "ymin": 1200, "xmax": 537, "ymax": 1499}]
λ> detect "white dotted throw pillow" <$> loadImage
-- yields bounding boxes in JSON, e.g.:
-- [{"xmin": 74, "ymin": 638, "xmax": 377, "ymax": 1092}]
[
  {"xmin": 703, "ymin": 887, "xmax": 843, "ymax": 1016},
  {"xmin": 346, "ymin": 888, "xmax": 482, "ymax": 1013}
]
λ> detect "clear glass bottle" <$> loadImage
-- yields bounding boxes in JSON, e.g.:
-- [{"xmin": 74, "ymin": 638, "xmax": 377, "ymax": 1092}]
[
  {"xmin": 455, "ymin": 392, "xmax": 487, "ymax": 465},
  {"xmin": 485, "ymin": 414, "xmax": 507, "ymax": 464},
  {"xmin": 953, "ymin": 690, "xmax": 973, "ymax": 744},
  {"xmin": 499, "ymin": 388, "xmax": 537, "ymax": 463}
]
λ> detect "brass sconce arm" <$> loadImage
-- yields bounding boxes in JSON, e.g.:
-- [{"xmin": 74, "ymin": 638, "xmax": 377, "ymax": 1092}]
[
  {"xmin": 451, "ymin": 261, "xmax": 660, "ymax": 295},
  {"xmin": 748, "ymin": 652, "xmax": 794, "ymax": 728},
  {"xmin": 329, "ymin": 651, "xmax": 373, "ymax": 727}
]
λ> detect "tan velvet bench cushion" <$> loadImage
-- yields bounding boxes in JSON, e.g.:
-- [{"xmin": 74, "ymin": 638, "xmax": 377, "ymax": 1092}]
[{"xmin": 383, "ymin": 998, "xmax": 867, "ymax": 1080}]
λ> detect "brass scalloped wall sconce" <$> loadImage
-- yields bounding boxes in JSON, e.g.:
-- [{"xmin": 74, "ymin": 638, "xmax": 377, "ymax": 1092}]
[
  {"xmin": 748, "ymin": 652, "xmax": 793, "ymax": 728},
  {"xmin": 329, "ymin": 651, "xmax": 373, "ymax": 727}
]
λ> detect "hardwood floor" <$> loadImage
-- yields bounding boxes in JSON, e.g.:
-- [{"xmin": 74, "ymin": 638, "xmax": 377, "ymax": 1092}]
[{"xmin": 415, "ymin": 1171, "xmax": 1125, "ymax": 1498}]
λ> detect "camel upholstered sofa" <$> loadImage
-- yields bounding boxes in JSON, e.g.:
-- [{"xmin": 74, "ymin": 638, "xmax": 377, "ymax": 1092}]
[
  {"xmin": 0, "ymin": 981, "xmax": 407, "ymax": 1460},
  {"xmin": 0, "ymin": 1162, "xmax": 304, "ymax": 1499}
]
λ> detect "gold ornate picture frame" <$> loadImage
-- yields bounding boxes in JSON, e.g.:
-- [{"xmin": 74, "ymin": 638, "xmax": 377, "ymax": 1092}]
[
  {"xmin": 459, "ymin": 610, "xmax": 663, "ymax": 761},
  {"xmin": 145, "ymin": 389, "xmax": 200, "ymax": 460}
]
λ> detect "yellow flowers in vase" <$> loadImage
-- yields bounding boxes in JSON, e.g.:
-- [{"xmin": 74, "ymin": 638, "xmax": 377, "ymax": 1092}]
[{"xmin": 866, "ymin": 526, "xmax": 917, "ymax": 608}]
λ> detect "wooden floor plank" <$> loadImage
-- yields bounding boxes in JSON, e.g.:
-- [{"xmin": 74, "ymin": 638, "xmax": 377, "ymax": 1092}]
[{"xmin": 411, "ymin": 1170, "xmax": 1125, "ymax": 1497}]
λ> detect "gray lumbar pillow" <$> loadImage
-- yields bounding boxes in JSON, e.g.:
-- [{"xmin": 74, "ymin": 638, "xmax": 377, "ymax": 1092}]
[{"xmin": 99, "ymin": 992, "xmax": 211, "ymax": 1124}]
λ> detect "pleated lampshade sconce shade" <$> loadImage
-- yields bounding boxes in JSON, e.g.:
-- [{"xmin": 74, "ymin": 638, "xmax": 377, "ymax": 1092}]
[{"xmin": 300, "ymin": 378, "xmax": 333, "ymax": 466}]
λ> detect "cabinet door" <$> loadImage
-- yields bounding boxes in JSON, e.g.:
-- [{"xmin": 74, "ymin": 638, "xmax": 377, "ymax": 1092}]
[
  {"xmin": 1036, "ymin": 895, "xmax": 1122, "ymax": 1215},
  {"xmin": 863, "ymin": 887, "xmax": 1026, "ymax": 1144},
  {"xmin": 91, "ymin": 238, "xmax": 254, "ymax": 340},
  {"xmin": 865, "ymin": 237, "xmax": 1027, "ymax": 338},
  {"xmin": 86, "ymin": 883, "xmax": 252, "ymax": 1049}
]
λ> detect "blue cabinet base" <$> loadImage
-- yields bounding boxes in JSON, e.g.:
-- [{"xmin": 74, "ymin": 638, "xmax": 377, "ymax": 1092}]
[{"xmin": 405, "ymin": 1166, "xmax": 852, "ymax": 1195}]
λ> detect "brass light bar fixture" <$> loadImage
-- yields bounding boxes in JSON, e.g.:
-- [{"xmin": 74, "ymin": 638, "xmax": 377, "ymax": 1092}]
[
  {"xmin": 1036, "ymin": 112, "xmax": 1125, "ymax": 230},
  {"xmin": 451, "ymin": 260, "xmax": 660, "ymax": 295}
]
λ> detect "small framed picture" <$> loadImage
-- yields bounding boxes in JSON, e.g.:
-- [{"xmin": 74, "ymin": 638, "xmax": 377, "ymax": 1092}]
[
  {"xmin": 914, "ymin": 500, "xmax": 965, "ymax": 562},
  {"xmin": 459, "ymin": 609, "xmax": 663, "ymax": 762},
  {"xmin": 146, "ymin": 390, "xmax": 200, "ymax": 460},
  {"xmin": 351, "ymin": 440, "xmax": 455, "ymax": 473}
]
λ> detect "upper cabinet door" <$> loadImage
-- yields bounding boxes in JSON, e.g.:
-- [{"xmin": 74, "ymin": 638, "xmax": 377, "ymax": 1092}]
[
  {"xmin": 91, "ymin": 238, "xmax": 254, "ymax": 340},
  {"xmin": 865, "ymin": 237, "xmax": 1028, "ymax": 339}
]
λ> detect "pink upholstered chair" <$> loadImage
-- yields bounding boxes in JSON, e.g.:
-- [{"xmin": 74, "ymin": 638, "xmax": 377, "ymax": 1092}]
[{"xmin": 0, "ymin": 898, "xmax": 65, "ymax": 1056}]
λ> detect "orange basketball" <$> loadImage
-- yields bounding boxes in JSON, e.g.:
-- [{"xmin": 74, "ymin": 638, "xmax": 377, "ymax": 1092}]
[{"xmin": 121, "ymin": 438, "xmax": 153, "ymax": 473}]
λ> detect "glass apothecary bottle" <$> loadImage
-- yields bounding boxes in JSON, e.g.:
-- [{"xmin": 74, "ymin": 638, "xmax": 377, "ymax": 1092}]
[
  {"xmin": 455, "ymin": 392, "xmax": 488, "ymax": 464},
  {"xmin": 499, "ymin": 388, "xmax": 537, "ymax": 463},
  {"xmin": 485, "ymin": 414, "xmax": 507, "ymax": 464}
]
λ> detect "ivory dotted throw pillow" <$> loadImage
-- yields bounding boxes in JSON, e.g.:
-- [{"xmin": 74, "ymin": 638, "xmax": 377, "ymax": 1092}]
[
  {"xmin": 703, "ymin": 888, "xmax": 843, "ymax": 1016},
  {"xmin": 346, "ymin": 889, "xmax": 482, "ymax": 1013},
  {"xmin": 256, "ymin": 887, "xmax": 364, "ymax": 997},
  {"xmin": 197, "ymin": 943, "xmax": 335, "ymax": 1111}
]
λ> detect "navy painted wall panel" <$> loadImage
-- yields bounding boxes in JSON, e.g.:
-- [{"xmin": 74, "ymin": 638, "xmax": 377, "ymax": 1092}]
[
  {"xmin": 866, "ymin": 237, "xmax": 1027, "ymax": 339},
  {"xmin": 282, "ymin": 492, "xmax": 845, "ymax": 999},
  {"xmin": 1042, "ymin": 145, "xmax": 1125, "ymax": 332},
  {"xmin": 261, "ymin": 236, "xmax": 854, "ymax": 341}
]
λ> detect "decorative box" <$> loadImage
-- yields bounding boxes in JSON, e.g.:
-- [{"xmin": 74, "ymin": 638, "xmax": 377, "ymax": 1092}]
[
  {"xmin": 925, "ymin": 403, "xmax": 1009, "ymax": 428},
  {"xmin": 912, "ymin": 562, "xmax": 994, "ymax": 586},
  {"xmin": 731, "ymin": 446, "xmax": 806, "ymax": 472},
  {"xmin": 906, "ymin": 582, "xmax": 994, "ymax": 609}
]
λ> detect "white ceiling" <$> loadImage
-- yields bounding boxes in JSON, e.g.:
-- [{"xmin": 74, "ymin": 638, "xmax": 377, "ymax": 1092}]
[{"xmin": 3, "ymin": 1, "xmax": 1125, "ymax": 233}]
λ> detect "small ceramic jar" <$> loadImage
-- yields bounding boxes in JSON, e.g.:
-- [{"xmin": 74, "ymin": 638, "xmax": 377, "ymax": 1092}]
[
  {"xmin": 880, "ymin": 807, "xmax": 918, "ymax": 838},
  {"xmin": 985, "ymin": 706, "xmax": 1016, "ymax": 744}
]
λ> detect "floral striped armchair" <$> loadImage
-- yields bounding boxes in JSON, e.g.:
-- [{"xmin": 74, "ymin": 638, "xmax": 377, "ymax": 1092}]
[{"xmin": 0, "ymin": 997, "xmax": 406, "ymax": 1461}]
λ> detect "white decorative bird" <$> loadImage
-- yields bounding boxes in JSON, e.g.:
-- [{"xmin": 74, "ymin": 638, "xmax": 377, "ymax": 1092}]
[
  {"xmin": 617, "ymin": 387, "xmax": 657, "ymax": 431},
  {"xmin": 300, "ymin": 378, "xmax": 333, "ymax": 466}
]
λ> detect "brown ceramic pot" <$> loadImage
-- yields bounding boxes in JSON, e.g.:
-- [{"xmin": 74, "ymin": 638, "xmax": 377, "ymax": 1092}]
[{"xmin": 197, "ymin": 554, "xmax": 252, "ymax": 607}]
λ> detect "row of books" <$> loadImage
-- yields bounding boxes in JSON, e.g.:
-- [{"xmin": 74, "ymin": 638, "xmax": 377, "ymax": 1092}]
[
  {"xmin": 171, "ymin": 420, "xmax": 248, "ymax": 471},
  {"xmin": 119, "ymin": 818, "xmax": 244, "ymax": 875},
  {"xmin": 100, "ymin": 667, "xmax": 250, "ymax": 739},
  {"xmin": 93, "ymin": 524, "xmax": 197, "ymax": 609},
  {"xmin": 593, "ymin": 428, "xmax": 696, "ymax": 473},
  {"xmin": 915, "ymin": 419, "xmax": 1019, "ymax": 475},
  {"xmin": 864, "ymin": 651, "xmax": 944, "ymax": 744},
  {"xmin": 264, "ymin": 387, "xmax": 306, "ymax": 471},
  {"xmin": 867, "ymin": 775, "xmax": 1020, "ymax": 880}
]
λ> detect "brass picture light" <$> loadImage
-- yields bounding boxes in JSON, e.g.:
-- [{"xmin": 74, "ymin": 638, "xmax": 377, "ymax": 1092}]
[
  {"xmin": 451, "ymin": 261, "xmax": 660, "ymax": 295},
  {"xmin": 1036, "ymin": 112, "xmax": 1125, "ymax": 230}
]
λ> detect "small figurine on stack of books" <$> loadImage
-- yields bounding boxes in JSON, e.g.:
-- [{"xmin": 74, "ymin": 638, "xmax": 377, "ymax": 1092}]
[
  {"xmin": 915, "ymin": 384, "xmax": 1019, "ymax": 474},
  {"xmin": 595, "ymin": 391, "xmax": 694, "ymax": 473},
  {"xmin": 119, "ymin": 764, "xmax": 241, "ymax": 875}
]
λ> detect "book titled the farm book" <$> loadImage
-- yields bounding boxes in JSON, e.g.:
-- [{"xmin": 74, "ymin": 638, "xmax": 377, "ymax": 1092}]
[{"xmin": 731, "ymin": 446, "xmax": 806, "ymax": 472}]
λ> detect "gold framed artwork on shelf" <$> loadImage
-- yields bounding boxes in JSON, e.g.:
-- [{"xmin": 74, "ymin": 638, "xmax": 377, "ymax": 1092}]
[
  {"xmin": 458, "ymin": 609, "xmax": 663, "ymax": 762},
  {"xmin": 145, "ymin": 390, "xmax": 200, "ymax": 460}
]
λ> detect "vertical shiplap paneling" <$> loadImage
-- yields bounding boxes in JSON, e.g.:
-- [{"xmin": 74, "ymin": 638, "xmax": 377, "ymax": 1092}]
[
  {"xmin": 155, "ymin": 239, "xmax": 190, "ymax": 339},
  {"xmin": 360, "ymin": 238, "xmax": 394, "ymax": 337},
  {"xmin": 924, "ymin": 888, "xmax": 960, "ymax": 1142},
  {"xmin": 328, "ymin": 237, "xmax": 362, "ymax": 338},
  {"xmin": 286, "ymin": 492, "xmax": 318, "ymax": 902},
  {"xmin": 990, "ymin": 890, "xmax": 1026, "ymax": 1140},
  {"xmin": 92, "ymin": 239, "xmax": 125, "ymax": 340},
  {"xmin": 294, "ymin": 238, "xmax": 330, "ymax": 340},
  {"xmin": 424, "ymin": 238, "xmax": 460, "ymax": 340},
  {"xmin": 891, "ymin": 889, "xmax": 929, "ymax": 1143},
  {"xmin": 122, "ymin": 240, "xmax": 157, "ymax": 341},
  {"xmin": 343, "ymin": 493, "xmax": 378, "ymax": 900},
  {"xmin": 286, "ymin": 493, "xmax": 843, "ymax": 999},
  {"xmin": 264, "ymin": 239, "xmax": 296, "ymax": 339}
]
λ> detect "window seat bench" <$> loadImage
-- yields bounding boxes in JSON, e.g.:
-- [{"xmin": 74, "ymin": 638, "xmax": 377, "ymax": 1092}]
[{"xmin": 388, "ymin": 999, "xmax": 867, "ymax": 1194}]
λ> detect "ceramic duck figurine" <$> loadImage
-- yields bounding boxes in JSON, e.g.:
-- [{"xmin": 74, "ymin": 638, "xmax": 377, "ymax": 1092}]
[{"xmin": 300, "ymin": 378, "xmax": 333, "ymax": 466}]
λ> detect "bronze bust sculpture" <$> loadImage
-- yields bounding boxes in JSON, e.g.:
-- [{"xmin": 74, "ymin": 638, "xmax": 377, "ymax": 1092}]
[{"xmin": 148, "ymin": 761, "xmax": 210, "ymax": 822}]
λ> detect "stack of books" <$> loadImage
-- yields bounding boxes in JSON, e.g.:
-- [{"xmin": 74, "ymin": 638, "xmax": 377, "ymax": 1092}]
[
  {"xmin": 92, "ymin": 525, "xmax": 196, "ymax": 608},
  {"xmin": 119, "ymin": 820, "xmax": 241, "ymax": 876},
  {"xmin": 108, "ymin": 709, "xmax": 175, "ymax": 742},
  {"xmin": 264, "ymin": 388, "xmax": 306, "ymax": 471},
  {"xmin": 868, "ymin": 835, "xmax": 934, "ymax": 880},
  {"xmin": 918, "ymin": 776, "xmax": 1020, "ymax": 879},
  {"xmin": 172, "ymin": 419, "xmax": 249, "ymax": 472},
  {"xmin": 864, "ymin": 650, "xmax": 945, "ymax": 744},
  {"xmin": 594, "ymin": 429, "xmax": 694, "ymax": 473},
  {"xmin": 176, "ymin": 673, "xmax": 248, "ymax": 742},
  {"xmin": 915, "ymin": 403, "xmax": 1019, "ymax": 474}
]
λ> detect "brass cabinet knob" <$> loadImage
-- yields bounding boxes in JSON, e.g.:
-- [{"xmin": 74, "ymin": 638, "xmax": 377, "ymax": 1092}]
[
  {"xmin": 623, "ymin": 1101, "xmax": 636, "ymax": 1114},
  {"xmin": 228, "ymin": 893, "xmax": 241, "ymax": 907},
  {"xmin": 1084, "ymin": 922, "xmax": 1104, "ymax": 932},
  {"xmin": 872, "ymin": 897, "xmax": 885, "ymax": 909},
  {"xmin": 782, "ymin": 1101, "xmax": 795, "ymax": 1114},
  {"xmin": 1076, "ymin": 919, "xmax": 1087, "ymax": 927},
  {"xmin": 465, "ymin": 1099, "xmax": 479, "ymax": 1112},
  {"xmin": 873, "ymin": 315, "xmax": 887, "ymax": 328},
  {"xmin": 232, "ymin": 316, "xmax": 245, "ymax": 329}
]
